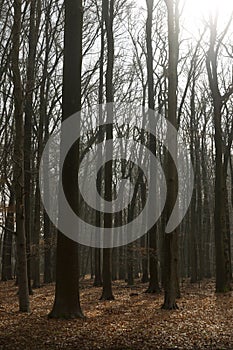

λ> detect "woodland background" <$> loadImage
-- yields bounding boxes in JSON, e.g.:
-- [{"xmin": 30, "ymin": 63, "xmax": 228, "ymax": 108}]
[{"xmin": 0, "ymin": 0, "xmax": 232, "ymax": 348}]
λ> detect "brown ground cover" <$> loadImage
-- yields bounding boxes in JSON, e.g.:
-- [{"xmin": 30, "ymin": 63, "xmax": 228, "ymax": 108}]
[{"xmin": 0, "ymin": 279, "xmax": 232, "ymax": 349}]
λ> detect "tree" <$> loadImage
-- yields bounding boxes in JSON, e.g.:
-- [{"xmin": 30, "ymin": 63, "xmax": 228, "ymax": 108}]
[
  {"xmin": 24, "ymin": 0, "xmax": 41, "ymax": 292},
  {"xmin": 93, "ymin": 0, "xmax": 105, "ymax": 288},
  {"xmin": 145, "ymin": 0, "xmax": 160, "ymax": 294},
  {"xmin": 1, "ymin": 190, "xmax": 15, "ymax": 281},
  {"xmin": 162, "ymin": 0, "xmax": 179, "ymax": 310},
  {"xmin": 48, "ymin": 0, "xmax": 84, "ymax": 319},
  {"xmin": 206, "ymin": 14, "xmax": 233, "ymax": 292},
  {"xmin": 12, "ymin": 0, "xmax": 30, "ymax": 313},
  {"xmin": 100, "ymin": 0, "xmax": 115, "ymax": 301}
]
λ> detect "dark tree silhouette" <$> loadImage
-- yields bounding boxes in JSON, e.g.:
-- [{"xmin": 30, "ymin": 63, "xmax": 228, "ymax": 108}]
[{"xmin": 49, "ymin": 0, "xmax": 84, "ymax": 319}]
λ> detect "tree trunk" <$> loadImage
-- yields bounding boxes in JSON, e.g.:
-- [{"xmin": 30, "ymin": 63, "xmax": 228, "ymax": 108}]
[
  {"xmin": 24, "ymin": 0, "xmax": 40, "ymax": 295},
  {"xmin": 94, "ymin": 0, "xmax": 104, "ymax": 288},
  {"xmin": 1, "ymin": 191, "xmax": 14, "ymax": 281},
  {"xmin": 145, "ymin": 0, "xmax": 160, "ymax": 294},
  {"xmin": 12, "ymin": 0, "xmax": 30, "ymax": 313},
  {"xmin": 140, "ymin": 235, "xmax": 149, "ymax": 283},
  {"xmin": 162, "ymin": 0, "xmax": 179, "ymax": 310},
  {"xmin": 190, "ymin": 79, "xmax": 198, "ymax": 283},
  {"xmin": 127, "ymin": 243, "xmax": 134, "ymax": 286},
  {"xmin": 94, "ymin": 247, "xmax": 102, "ymax": 286},
  {"xmin": 206, "ymin": 18, "xmax": 232, "ymax": 292},
  {"xmin": 100, "ymin": 0, "xmax": 115, "ymax": 301},
  {"xmin": 48, "ymin": 0, "xmax": 84, "ymax": 319}
]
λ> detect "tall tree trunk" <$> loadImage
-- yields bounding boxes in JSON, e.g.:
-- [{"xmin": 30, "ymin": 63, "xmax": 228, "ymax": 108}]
[
  {"xmin": 201, "ymin": 114, "xmax": 212, "ymax": 278},
  {"xmin": 39, "ymin": 0, "xmax": 55, "ymax": 285},
  {"xmin": 214, "ymin": 147, "xmax": 231, "ymax": 292},
  {"xmin": 48, "ymin": 0, "xmax": 84, "ymax": 319},
  {"xmin": 206, "ymin": 17, "xmax": 232, "ymax": 292},
  {"xmin": 145, "ymin": 0, "xmax": 160, "ymax": 294},
  {"xmin": 94, "ymin": 0, "xmax": 105, "ymax": 288},
  {"xmin": 32, "ymin": 179, "xmax": 41, "ymax": 289},
  {"xmin": 42, "ymin": 5, "xmax": 53, "ymax": 283},
  {"xmin": 43, "ymin": 114, "xmax": 53, "ymax": 284},
  {"xmin": 140, "ymin": 166, "xmax": 149, "ymax": 284},
  {"xmin": 190, "ymin": 78, "xmax": 198, "ymax": 283},
  {"xmin": 12, "ymin": 0, "xmax": 30, "ymax": 313},
  {"xmin": 100, "ymin": 0, "xmax": 115, "ymax": 301},
  {"xmin": 162, "ymin": 0, "xmax": 179, "ymax": 310},
  {"xmin": 30, "ymin": 0, "xmax": 42, "ymax": 290},
  {"xmin": 24, "ymin": 0, "xmax": 40, "ymax": 295}
]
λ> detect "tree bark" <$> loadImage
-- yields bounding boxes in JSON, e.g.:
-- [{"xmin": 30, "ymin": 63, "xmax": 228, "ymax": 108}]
[
  {"xmin": 145, "ymin": 0, "xmax": 160, "ymax": 294},
  {"xmin": 162, "ymin": 0, "xmax": 179, "ymax": 310},
  {"xmin": 24, "ymin": 0, "xmax": 40, "ymax": 295},
  {"xmin": 48, "ymin": 0, "xmax": 84, "ymax": 319},
  {"xmin": 1, "ymin": 191, "xmax": 15, "ymax": 281},
  {"xmin": 206, "ymin": 17, "xmax": 232, "ymax": 293},
  {"xmin": 100, "ymin": 0, "xmax": 115, "ymax": 301},
  {"xmin": 12, "ymin": 0, "xmax": 30, "ymax": 313},
  {"xmin": 42, "ymin": 2, "xmax": 53, "ymax": 284}
]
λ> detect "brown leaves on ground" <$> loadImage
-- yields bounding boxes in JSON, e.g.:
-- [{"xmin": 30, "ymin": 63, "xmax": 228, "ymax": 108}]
[{"xmin": 0, "ymin": 279, "xmax": 232, "ymax": 349}]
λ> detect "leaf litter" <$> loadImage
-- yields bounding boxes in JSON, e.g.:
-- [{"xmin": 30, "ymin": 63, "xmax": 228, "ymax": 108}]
[{"xmin": 0, "ymin": 279, "xmax": 232, "ymax": 349}]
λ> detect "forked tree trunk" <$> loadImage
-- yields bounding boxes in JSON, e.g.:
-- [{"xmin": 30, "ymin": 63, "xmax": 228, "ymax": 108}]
[{"xmin": 206, "ymin": 16, "xmax": 232, "ymax": 293}]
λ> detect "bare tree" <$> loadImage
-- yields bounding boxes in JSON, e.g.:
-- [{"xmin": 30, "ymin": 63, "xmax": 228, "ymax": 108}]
[
  {"xmin": 162, "ymin": 0, "xmax": 179, "ymax": 310},
  {"xmin": 206, "ymin": 14, "xmax": 233, "ymax": 292},
  {"xmin": 49, "ymin": 0, "xmax": 84, "ymax": 319},
  {"xmin": 100, "ymin": 0, "xmax": 115, "ymax": 301},
  {"xmin": 12, "ymin": 0, "xmax": 30, "ymax": 313},
  {"xmin": 145, "ymin": 0, "xmax": 160, "ymax": 294}
]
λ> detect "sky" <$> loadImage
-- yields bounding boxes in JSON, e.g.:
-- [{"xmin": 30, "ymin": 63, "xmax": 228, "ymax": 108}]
[{"xmin": 135, "ymin": 0, "xmax": 233, "ymax": 34}]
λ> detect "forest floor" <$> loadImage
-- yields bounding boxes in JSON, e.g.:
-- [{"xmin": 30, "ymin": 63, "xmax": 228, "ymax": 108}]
[{"xmin": 0, "ymin": 278, "xmax": 232, "ymax": 350}]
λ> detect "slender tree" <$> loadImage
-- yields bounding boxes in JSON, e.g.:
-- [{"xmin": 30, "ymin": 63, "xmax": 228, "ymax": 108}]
[
  {"xmin": 1, "ymin": 190, "xmax": 15, "ymax": 281},
  {"xmin": 206, "ymin": 14, "xmax": 233, "ymax": 292},
  {"xmin": 145, "ymin": 0, "xmax": 160, "ymax": 294},
  {"xmin": 162, "ymin": 0, "xmax": 179, "ymax": 310},
  {"xmin": 12, "ymin": 0, "xmax": 30, "ymax": 313},
  {"xmin": 24, "ymin": 0, "xmax": 41, "ymax": 291},
  {"xmin": 100, "ymin": 0, "xmax": 115, "ymax": 301},
  {"xmin": 94, "ymin": 0, "xmax": 105, "ymax": 288}
]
